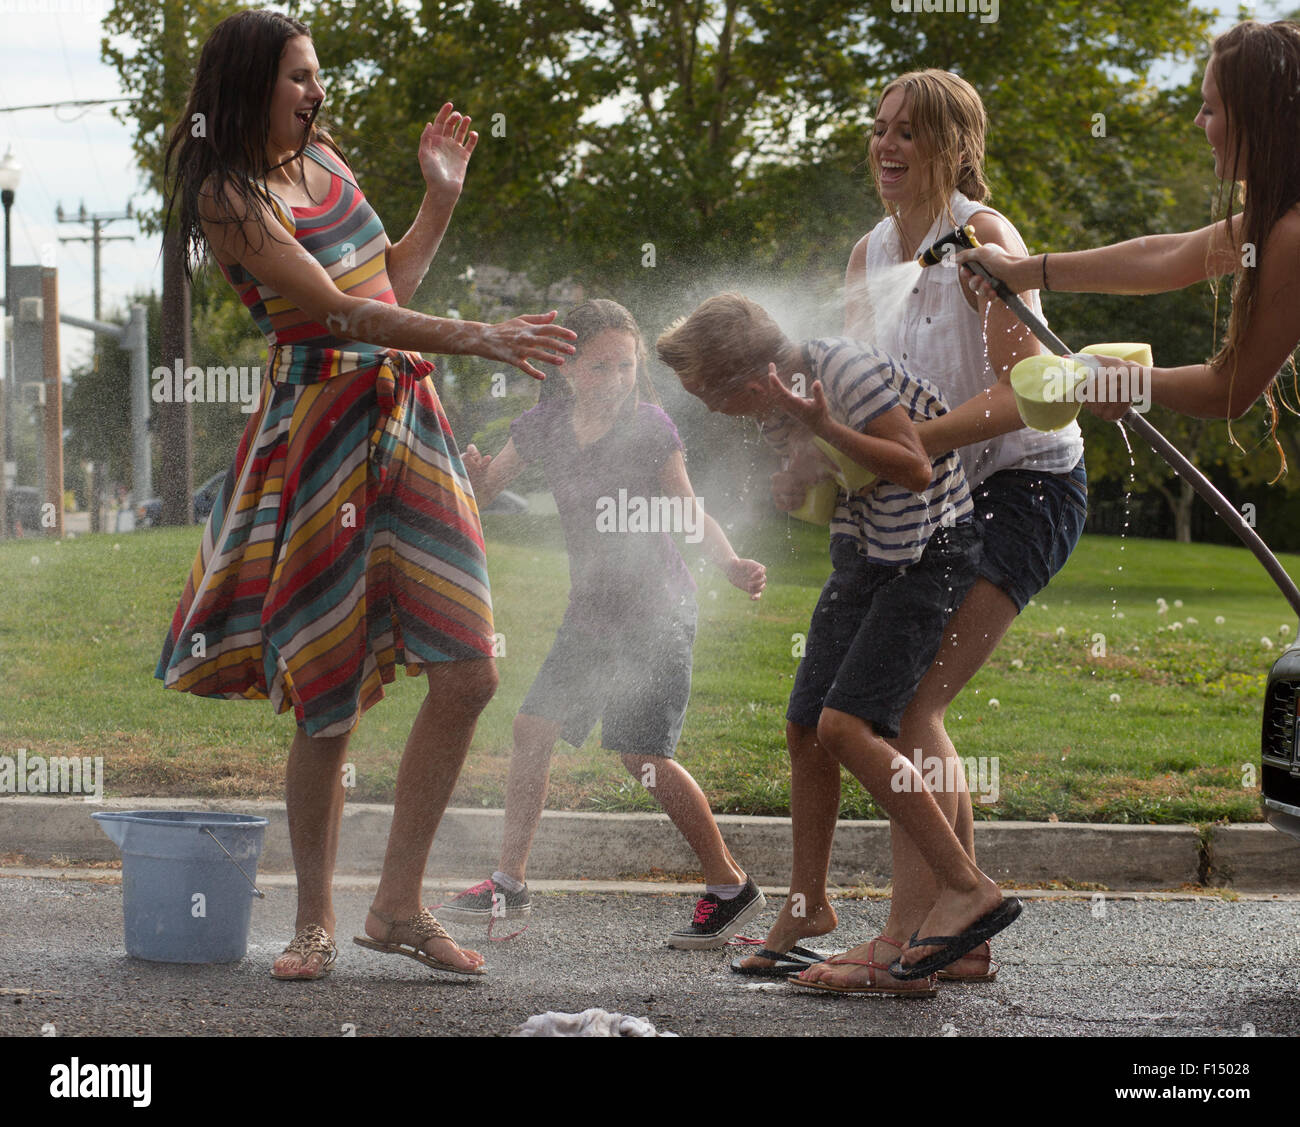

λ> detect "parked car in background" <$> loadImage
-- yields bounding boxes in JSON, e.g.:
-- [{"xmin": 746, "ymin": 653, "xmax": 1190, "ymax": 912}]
[
  {"xmin": 1263, "ymin": 642, "xmax": 1300, "ymax": 840},
  {"xmin": 136, "ymin": 472, "xmax": 227, "ymax": 528}
]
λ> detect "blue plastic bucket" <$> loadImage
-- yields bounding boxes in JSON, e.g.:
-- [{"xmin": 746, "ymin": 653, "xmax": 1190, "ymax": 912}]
[{"xmin": 92, "ymin": 810, "xmax": 268, "ymax": 963}]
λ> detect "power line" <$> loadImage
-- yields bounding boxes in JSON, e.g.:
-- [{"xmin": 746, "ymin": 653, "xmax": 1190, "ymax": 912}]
[{"xmin": 0, "ymin": 98, "xmax": 136, "ymax": 114}]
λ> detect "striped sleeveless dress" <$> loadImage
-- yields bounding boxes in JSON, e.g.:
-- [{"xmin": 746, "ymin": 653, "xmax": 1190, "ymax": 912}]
[{"xmin": 155, "ymin": 141, "xmax": 494, "ymax": 738}]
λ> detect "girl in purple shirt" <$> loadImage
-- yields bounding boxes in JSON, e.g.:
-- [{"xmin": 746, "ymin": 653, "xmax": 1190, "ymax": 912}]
[{"xmin": 443, "ymin": 300, "xmax": 769, "ymax": 948}]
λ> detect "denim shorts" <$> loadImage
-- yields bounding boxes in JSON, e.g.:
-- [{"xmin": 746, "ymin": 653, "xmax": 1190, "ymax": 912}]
[
  {"xmin": 786, "ymin": 521, "xmax": 983, "ymax": 739},
  {"xmin": 518, "ymin": 597, "xmax": 697, "ymax": 758},
  {"xmin": 972, "ymin": 457, "xmax": 1087, "ymax": 612}
]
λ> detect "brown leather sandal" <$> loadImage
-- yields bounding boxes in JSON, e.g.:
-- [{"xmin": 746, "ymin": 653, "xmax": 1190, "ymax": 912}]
[
  {"xmin": 788, "ymin": 935, "xmax": 937, "ymax": 997},
  {"xmin": 353, "ymin": 907, "xmax": 486, "ymax": 977},
  {"xmin": 270, "ymin": 924, "xmax": 337, "ymax": 981}
]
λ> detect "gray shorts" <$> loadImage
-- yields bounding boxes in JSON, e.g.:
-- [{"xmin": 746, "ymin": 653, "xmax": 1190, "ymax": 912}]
[{"xmin": 518, "ymin": 596, "xmax": 697, "ymax": 758}]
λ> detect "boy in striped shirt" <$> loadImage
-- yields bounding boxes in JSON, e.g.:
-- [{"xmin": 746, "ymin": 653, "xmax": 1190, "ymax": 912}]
[{"xmin": 659, "ymin": 294, "xmax": 999, "ymax": 987}]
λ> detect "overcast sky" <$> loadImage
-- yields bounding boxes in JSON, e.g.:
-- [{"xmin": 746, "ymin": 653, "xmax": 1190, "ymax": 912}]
[{"xmin": 0, "ymin": 1, "xmax": 1285, "ymax": 376}]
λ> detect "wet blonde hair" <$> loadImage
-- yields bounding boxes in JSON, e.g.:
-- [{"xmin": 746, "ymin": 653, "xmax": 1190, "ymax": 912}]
[
  {"xmin": 656, "ymin": 293, "xmax": 791, "ymax": 395},
  {"xmin": 872, "ymin": 69, "xmax": 989, "ymax": 235}
]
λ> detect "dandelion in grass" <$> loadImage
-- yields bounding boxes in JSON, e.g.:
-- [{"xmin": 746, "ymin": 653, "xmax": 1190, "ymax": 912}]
[
  {"xmin": 1186, "ymin": 617, "xmax": 1198, "ymax": 625},
  {"xmin": 988, "ymin": 698, "xmax": 1000, "ymax": 710},
  {"xmin": 1109, "ymin": 693, "xmax": 1121, "ymax": 704},
  {"xmin": 1174, "ymin": 599, "xmax": 1183, "ymax": 608},
  {"xmin": 1010, "ymin": 658, "xmax": 1024, "ymax": 669},
  {"xmin": 1055, "ymin": 626, "xmax": 1066, "ymax": 638},
  {"xmin": 1262, "ymin": 637, "xmax": 1274, "ymax": 650},
  {"xmin": 1171, "ymin": 622, "xmax": 1183, "ymax": 631},
  {"xmin": 1215, "ymin": 615, "xmax": 1226, "ymax": 625},
  {"xmin": 1281, "ymin": 624, "xmax": 1291, "ymax": 637}
]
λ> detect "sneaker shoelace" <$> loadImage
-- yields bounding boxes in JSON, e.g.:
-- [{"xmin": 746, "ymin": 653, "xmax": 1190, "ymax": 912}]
[{"xmin": 692, "ymin": 898, "xmax": 718, "ymax": 925}]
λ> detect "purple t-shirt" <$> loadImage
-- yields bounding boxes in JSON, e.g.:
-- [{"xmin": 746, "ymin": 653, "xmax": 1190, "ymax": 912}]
[{"xmin": 510, "ymin": 398, "xmax": 697, "ymax": 628}]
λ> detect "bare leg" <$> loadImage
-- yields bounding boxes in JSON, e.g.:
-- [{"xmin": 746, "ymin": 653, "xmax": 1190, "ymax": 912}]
[
  {"xmin": 363, "ymin": 658, "xmax": 498, "ymax": 972},
  {"xmin": 737, "ymin": 722, "xmax": 841, "ymax": 969},
  {"xmin": 619, "ymin": 754, "xmax": 744, "ymax": 886},
  {"xmin": 814, "ymin": 706, "xmax": 1003, "ymax": 970},
  {"xmin": 498, "ymin": 713, "xmax": 564, "ymax": 883},
  {"xmin": 272, "ymin": 728, "xmax": 351, "ymax": 978},
  {"xmin": 883, "ymin": 580, "xmax": 1017, "ymax": 946},
  {"xmin": 804, "ymin": 582, "xmax": 1020, "ymax": 985}
]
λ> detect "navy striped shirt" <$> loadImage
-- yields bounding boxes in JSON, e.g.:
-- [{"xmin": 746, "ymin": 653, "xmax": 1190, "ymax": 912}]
[{"xmin": 761, "ymin": 338, "xmax": 973, "ymax": 565}]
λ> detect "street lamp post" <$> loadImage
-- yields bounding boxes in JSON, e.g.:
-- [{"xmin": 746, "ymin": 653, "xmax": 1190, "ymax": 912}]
[{"xmin": 0, "ymin": 145, "xmax": 22, "ymax": 539}]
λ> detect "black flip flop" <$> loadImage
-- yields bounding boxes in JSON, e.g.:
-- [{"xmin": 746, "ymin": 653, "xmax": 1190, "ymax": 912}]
[
  {"xmin": 888, "ymin": 897, "xmax": 1023, "ymax": 981},
  {"xmin": 730, "ymin": 945, "xmax": 826, "ymax": 977}
]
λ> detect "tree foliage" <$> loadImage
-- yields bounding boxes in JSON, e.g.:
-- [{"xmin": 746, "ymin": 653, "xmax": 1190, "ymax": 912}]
[{"xmin": 91, "ymin": 0, "xmax": 1300, "ymax": 542}]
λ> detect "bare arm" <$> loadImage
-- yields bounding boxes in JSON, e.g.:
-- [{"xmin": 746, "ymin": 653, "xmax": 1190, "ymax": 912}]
[
  {"xmin": 202, "ymin": 185, "xmax": 574, "ymax": 378},
  {"xmin": 386, "ymin": 105, "xmax": 477, "ymax": 306},
  {"xmin": 462, "ymin": 438, "xmax": 522, "ymax": 508},
  {"xmin": 957, "ymin": 218, "xmax": 1239, "ymax": 297},
  {"xmin": 659, "ymin": 450, "xmax": 766, "ymax": 599},
  {"xmin": 843, "ymin": 232, "xmax": 871, "ymax": 338},
  {"xmin": 1086, "ymin": 212, "xmax": 1300, "ymax": 420}
]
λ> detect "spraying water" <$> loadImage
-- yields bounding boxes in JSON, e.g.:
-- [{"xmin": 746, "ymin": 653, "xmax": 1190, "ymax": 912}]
[{"xmin": 855, "ymin": 259, "xmax": 924, "ymax": 341}]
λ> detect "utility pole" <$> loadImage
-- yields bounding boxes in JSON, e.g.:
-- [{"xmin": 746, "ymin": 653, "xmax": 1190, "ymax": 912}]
[
  {"xmin": 56, "ymin": 201, "xmax": 136, "ymax": 322},
  {"xmin": 158, "ymin": 0, "xmax": 194, "ymax": 527}
]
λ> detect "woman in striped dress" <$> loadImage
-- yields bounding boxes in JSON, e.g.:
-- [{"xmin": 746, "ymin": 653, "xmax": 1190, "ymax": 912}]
[{"xmin": 157, "ymin": 8, "xmax": 575, "ymax": 980}]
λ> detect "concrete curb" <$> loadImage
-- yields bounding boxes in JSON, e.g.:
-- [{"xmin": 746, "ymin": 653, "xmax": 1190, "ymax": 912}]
[{"xmin": 5, "ymin": 796, "xmax": 1300, "ymax": 890}]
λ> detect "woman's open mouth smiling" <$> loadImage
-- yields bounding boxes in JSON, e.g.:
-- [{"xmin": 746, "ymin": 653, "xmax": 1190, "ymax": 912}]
[{"xmin": 880, "ymin": 160, "xmax": 907, "ymax": 184}]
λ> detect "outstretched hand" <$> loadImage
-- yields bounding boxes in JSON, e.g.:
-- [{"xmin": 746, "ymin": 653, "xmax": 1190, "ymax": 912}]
[
  {"xmin": 419, "ymin": 102, "xmax": 479, "ymax": 200},
  {"xmin": 483, "ymin": 311, "xmax": 578, "ymax": 380},
  {"xmin": 1074, "ymin": 353, "xmax": 1137, "ymax": 422},
  {"xmin": 767, "ymin": 364, "xmax": 829, "ymax": 431},
  {"xmin": 724, "ymin": 556, "xmax": 767, "ymax": 600}
]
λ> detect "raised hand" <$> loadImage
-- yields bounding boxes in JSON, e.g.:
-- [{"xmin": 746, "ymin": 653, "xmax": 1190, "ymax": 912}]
[
  {"xmin": 481, "ymin": 311, "xmax": 578, "ymax": 380},
  {"xmin": 724, "ymin": 556, "xmax": 767, "ymax": 600},
  {"xmin": 419, "ymin": 102, "xmax": 479, "ymax": 201},
  {"xmin": 767, "ymin": 364, "xmax": 829, "ymax": 432}
]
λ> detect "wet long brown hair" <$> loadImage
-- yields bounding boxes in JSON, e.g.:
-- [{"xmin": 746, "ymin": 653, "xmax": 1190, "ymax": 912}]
[
  {"xmin": 539, "ymin": 299, "xmax": 661, "ymax": 408},
  {"xmin": 162, "ymin": 8, "xmax": 348, "ymax": 280},
  {"xmin": 871, "ymin": 69, "xmax": 990, "ymax": 238},
  {"xmin": 1206, "ymin": 19, "xmax": 1300, "ymax": 467}
]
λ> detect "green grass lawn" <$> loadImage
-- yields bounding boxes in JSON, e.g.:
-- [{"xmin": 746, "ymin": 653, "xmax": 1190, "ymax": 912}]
[{"xmin": 2, "ymin": 513, "xmax": 1293, "ymax": 823}]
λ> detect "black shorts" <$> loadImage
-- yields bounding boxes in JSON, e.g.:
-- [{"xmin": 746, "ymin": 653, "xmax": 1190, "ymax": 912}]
[
  {"xmin": 974, "ymin": 458, "xmax": 1087, "ymax": 612},
  {"xmin": 518, "ymin": 596, "xmax": 697, "ymax": 758},
  {"xmin": 786, "ymin": 522, "xmax": 982, "ymax": 739}
]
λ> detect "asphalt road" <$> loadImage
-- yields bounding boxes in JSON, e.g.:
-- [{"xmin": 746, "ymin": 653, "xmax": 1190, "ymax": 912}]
[{"xmin": 2, "ymin": 872, "xmax": 1297, "ymax": 1041}]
